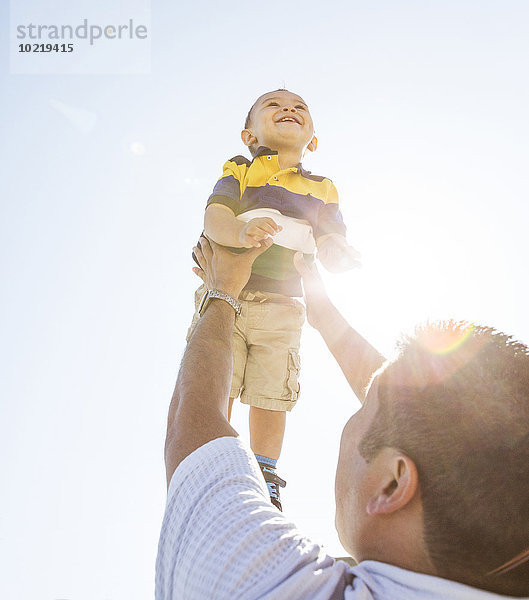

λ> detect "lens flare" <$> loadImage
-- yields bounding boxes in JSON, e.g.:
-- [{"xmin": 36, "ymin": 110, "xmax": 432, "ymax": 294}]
[{"xmin": 424, "ymin": 323, "xmax": 476, "ymax": 356}]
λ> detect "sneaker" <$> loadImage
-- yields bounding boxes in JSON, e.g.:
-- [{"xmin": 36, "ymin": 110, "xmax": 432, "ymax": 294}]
[{"xmin": 259, "ymin": 464, "xmax": 286, "ymax": 511}]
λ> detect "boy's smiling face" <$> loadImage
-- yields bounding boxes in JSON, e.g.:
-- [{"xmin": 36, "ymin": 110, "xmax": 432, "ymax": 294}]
[{"xmin": 242, "ymin": 90, "xmax": 317, "ymax": 156}]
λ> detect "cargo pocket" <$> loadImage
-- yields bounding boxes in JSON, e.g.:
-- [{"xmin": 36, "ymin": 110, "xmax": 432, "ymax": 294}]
[{"xmin": 286, "ymin": 348, "xmax": 301, "ymax": 402}]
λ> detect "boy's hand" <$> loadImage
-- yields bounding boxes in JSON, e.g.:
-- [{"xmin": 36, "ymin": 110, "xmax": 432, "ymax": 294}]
[
  {"xmin": 317, "ymin": 234, "xmax": 361, "ymax": 273},
  {"xmin": 238, "ymin": 217, "xmax": 282, "ymax": 248},
  {"xmin": 193, "ymin": 235, "xmax": 273, "ymax": 299}
]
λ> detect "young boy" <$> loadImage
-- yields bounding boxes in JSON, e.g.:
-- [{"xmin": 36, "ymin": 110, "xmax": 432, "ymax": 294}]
[{"xmin": 190, "ymin": 89, "xmax": 359, "ymax": 510}]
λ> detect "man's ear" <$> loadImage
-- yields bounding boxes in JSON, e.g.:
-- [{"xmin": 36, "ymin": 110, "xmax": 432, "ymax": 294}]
[
  {"xmin": 366, "ymin": 452, "xmax": 419, "ymax": 516},
  {"xmin": 241, "ymin": 129, "xmax": 257, "ymax": 148},
  {"xmin": 307, "ymin": 135, "xmax": 318, "ymax": 153}
]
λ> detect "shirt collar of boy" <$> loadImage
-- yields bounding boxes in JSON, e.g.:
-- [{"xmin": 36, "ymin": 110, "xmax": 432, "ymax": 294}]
[
  {"xmin": 253, "ymin": 146, "xmax": 278, "ymax": 160},
  {"xmin": 252, "ymin": 146, "xmax": 313, "ymax": 178}
]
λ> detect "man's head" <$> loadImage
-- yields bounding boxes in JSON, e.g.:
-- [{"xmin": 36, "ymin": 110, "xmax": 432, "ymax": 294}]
[
  {"xmin": 242, "ymin": 89, "xmax": 317, "ymax": 158},
  {"xmin": 335, "ymin": 321, "xmax": 529, "ymax": 597}
]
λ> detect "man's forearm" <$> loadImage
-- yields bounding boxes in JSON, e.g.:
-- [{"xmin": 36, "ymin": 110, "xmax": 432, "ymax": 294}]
[
  {"xmin": 165, "ymin": 300, "xmax": 237, "ymax": 485},
  {"xmin": 311, "ymin": 297, "xmax": 386, "ymax": 402}
]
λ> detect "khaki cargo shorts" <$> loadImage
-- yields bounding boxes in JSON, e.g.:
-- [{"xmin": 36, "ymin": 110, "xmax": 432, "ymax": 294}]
[{"xmin": 187, "ymin": 285, "xmax": 306, "ymax": 412}]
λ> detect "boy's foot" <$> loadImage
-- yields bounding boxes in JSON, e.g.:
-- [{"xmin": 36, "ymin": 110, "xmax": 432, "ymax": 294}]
[{"xmin": 259, "ymin": 463, "xmax": 286, "ymax": 511}]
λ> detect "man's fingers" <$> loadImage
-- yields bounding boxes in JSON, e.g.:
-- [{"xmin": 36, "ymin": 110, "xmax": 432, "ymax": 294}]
[
  {"xmin": 192, "ymin": 266, "xmax": 206, "ymax": 282},
  {"xmin": 193, "ymin": 245, "xmax": 205, "ymax": 268},
  {"xmin": 198, "ymin": 235, "xmax": 214, "ymax": 261},
  {"xmin": 293, "ymin": 251, "xmax": 313, "ymax": 277},
  {"xmin": 294, "ymin": 252, "xmax": 327, "ymax": 299}
]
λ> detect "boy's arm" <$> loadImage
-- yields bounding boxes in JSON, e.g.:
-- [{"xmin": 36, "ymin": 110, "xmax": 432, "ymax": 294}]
[
  {"xmin": 293, "ymin": 252, "xmax": 385, "ymax": 402},
  {"xmin": 204, "ymin": 203, "xmax": 246, "ymax": 247},
  {"xmin": 205, "ymin": 203, "xmax": 281, "ymax": 249},
  {"xmin": 205, "ymin": 157, "xmax": 281, "ymax": 248},
  {"xmin": 313, "ymin": 182, "xmax": 360, "ymax": 272}
]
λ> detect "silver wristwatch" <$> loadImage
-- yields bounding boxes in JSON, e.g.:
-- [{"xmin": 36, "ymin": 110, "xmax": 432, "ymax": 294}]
[{"xmin": 198, "ymin": 289, "xmax": 242, "ymax": 317}]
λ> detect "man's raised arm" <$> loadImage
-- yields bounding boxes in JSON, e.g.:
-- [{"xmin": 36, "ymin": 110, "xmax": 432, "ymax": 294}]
[
  {"xmin": 164, "ymin": 237, "xmax": 272, "ymax": 486},
  {"xmin": 293, "ymin": 253, "xmax": 385, "ymax": 403}
]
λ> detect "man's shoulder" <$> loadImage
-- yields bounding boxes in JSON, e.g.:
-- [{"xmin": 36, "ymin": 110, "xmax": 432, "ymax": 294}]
[
  {"xmin": 351, "ymin": 561, "xmax": 516, "ymax": 600},
  {"xmin": 166, "ymin": 435, "xmax": 266, "ymax": 509}
]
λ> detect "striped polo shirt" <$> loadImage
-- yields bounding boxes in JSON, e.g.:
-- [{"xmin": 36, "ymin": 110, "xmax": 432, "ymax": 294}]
[{"xmin": 207, "ymin": 146, "xmax": 346, "ymax": 297}]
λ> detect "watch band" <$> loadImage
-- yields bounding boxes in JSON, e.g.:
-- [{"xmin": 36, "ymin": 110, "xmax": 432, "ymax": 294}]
[{"xmin": 198, "ymin": 288, "xmax": 242, "ymax": 317}]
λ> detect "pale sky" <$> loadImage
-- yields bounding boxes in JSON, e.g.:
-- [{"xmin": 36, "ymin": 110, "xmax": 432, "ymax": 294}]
[{"xmin": 2, "ymin": 1, "xmax": 529, "ymax": 598}]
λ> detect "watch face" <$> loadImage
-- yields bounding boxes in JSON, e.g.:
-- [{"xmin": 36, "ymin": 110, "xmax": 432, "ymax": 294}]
[
  {"xmin": 198, "ymin": 289, "xmax": 241, "ymax": 317},
  {"xmin": 197, "ymin": 289, "xmax": 211, "ymax": 316}
]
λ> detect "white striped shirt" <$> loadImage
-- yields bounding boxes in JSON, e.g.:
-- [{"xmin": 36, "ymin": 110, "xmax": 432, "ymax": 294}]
[{"xmin": 155, "ymin": 436, "xmax": 523, "ymax": 600}]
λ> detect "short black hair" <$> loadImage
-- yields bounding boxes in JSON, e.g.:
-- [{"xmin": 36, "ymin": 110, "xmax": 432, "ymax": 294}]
[
  {"xmin": 244, "ymin": 89, "xmax": 292, "ymax": 157},
  {"xmin": 244, "ymin": 88, "xmax": 290, "ymax": 129},
  {"xmin": 359, "ymin": 321, "xmax": 529, "ymax": 596}
]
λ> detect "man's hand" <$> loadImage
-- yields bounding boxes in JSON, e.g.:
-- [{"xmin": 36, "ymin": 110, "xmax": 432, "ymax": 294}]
[
  {"xmin": 193, "ymin": 235, "xmax": 273, "ymax": 298},
  {"xmin": 238, "ymin": 217, "xmax": 282, "ymax": 248},
  {"xmin": 293, "ymin": 252, "xmax": 331, "ymax": 330},
  {"xmin": 317, "ymin": 234, "xmax": 361, "ymax": 273}
]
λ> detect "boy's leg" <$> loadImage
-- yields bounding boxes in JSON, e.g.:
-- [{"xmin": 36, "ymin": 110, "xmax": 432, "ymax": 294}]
[
  {"xmin": 228, "ymin": 308, "xmax": 248, "ymax": 419},
  {"xmin": 249, "ymin": 406, "xmax": 286, "ymax": 460},
  {"xmin": 250, "ymin": 407, "xmax": 288, "ymax": 511},
  {"xmin": 240, "ymin": 292, "xmax": 305, "ymax": 511}
]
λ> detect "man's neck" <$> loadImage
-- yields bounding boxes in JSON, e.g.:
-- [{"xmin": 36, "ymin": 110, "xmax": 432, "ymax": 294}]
[{"xmin": 360, "ymin": 511, "xmax": 437, "ymax": 578}]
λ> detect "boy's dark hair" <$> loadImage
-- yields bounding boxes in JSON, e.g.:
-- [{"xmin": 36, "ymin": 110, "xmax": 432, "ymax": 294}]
[
  {"xmin": 244, "ymin": 88, "xmax": 289, "ymax": 157},
  {"xmin": 359, "ymin": 321, "xmax": 529, "ymax": 597}
]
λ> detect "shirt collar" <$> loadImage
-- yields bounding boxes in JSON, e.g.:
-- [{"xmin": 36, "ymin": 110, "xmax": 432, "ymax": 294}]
[
  {"xmin": 253, "ymin": 146, "xmax": 277, "ymax": 159},
  {"xmin": 252, "ymin": 146, "xmax": 312, "ymax": 177}
]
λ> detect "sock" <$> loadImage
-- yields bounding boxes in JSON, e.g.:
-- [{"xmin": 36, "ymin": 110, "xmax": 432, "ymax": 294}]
[
  {"xmin": 255, "ymin": 454, "xmax": 277, "ymax": 469},
  {"xmin": 255, "ymin": 455, "xmax": 280, "ymax": 501}
]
